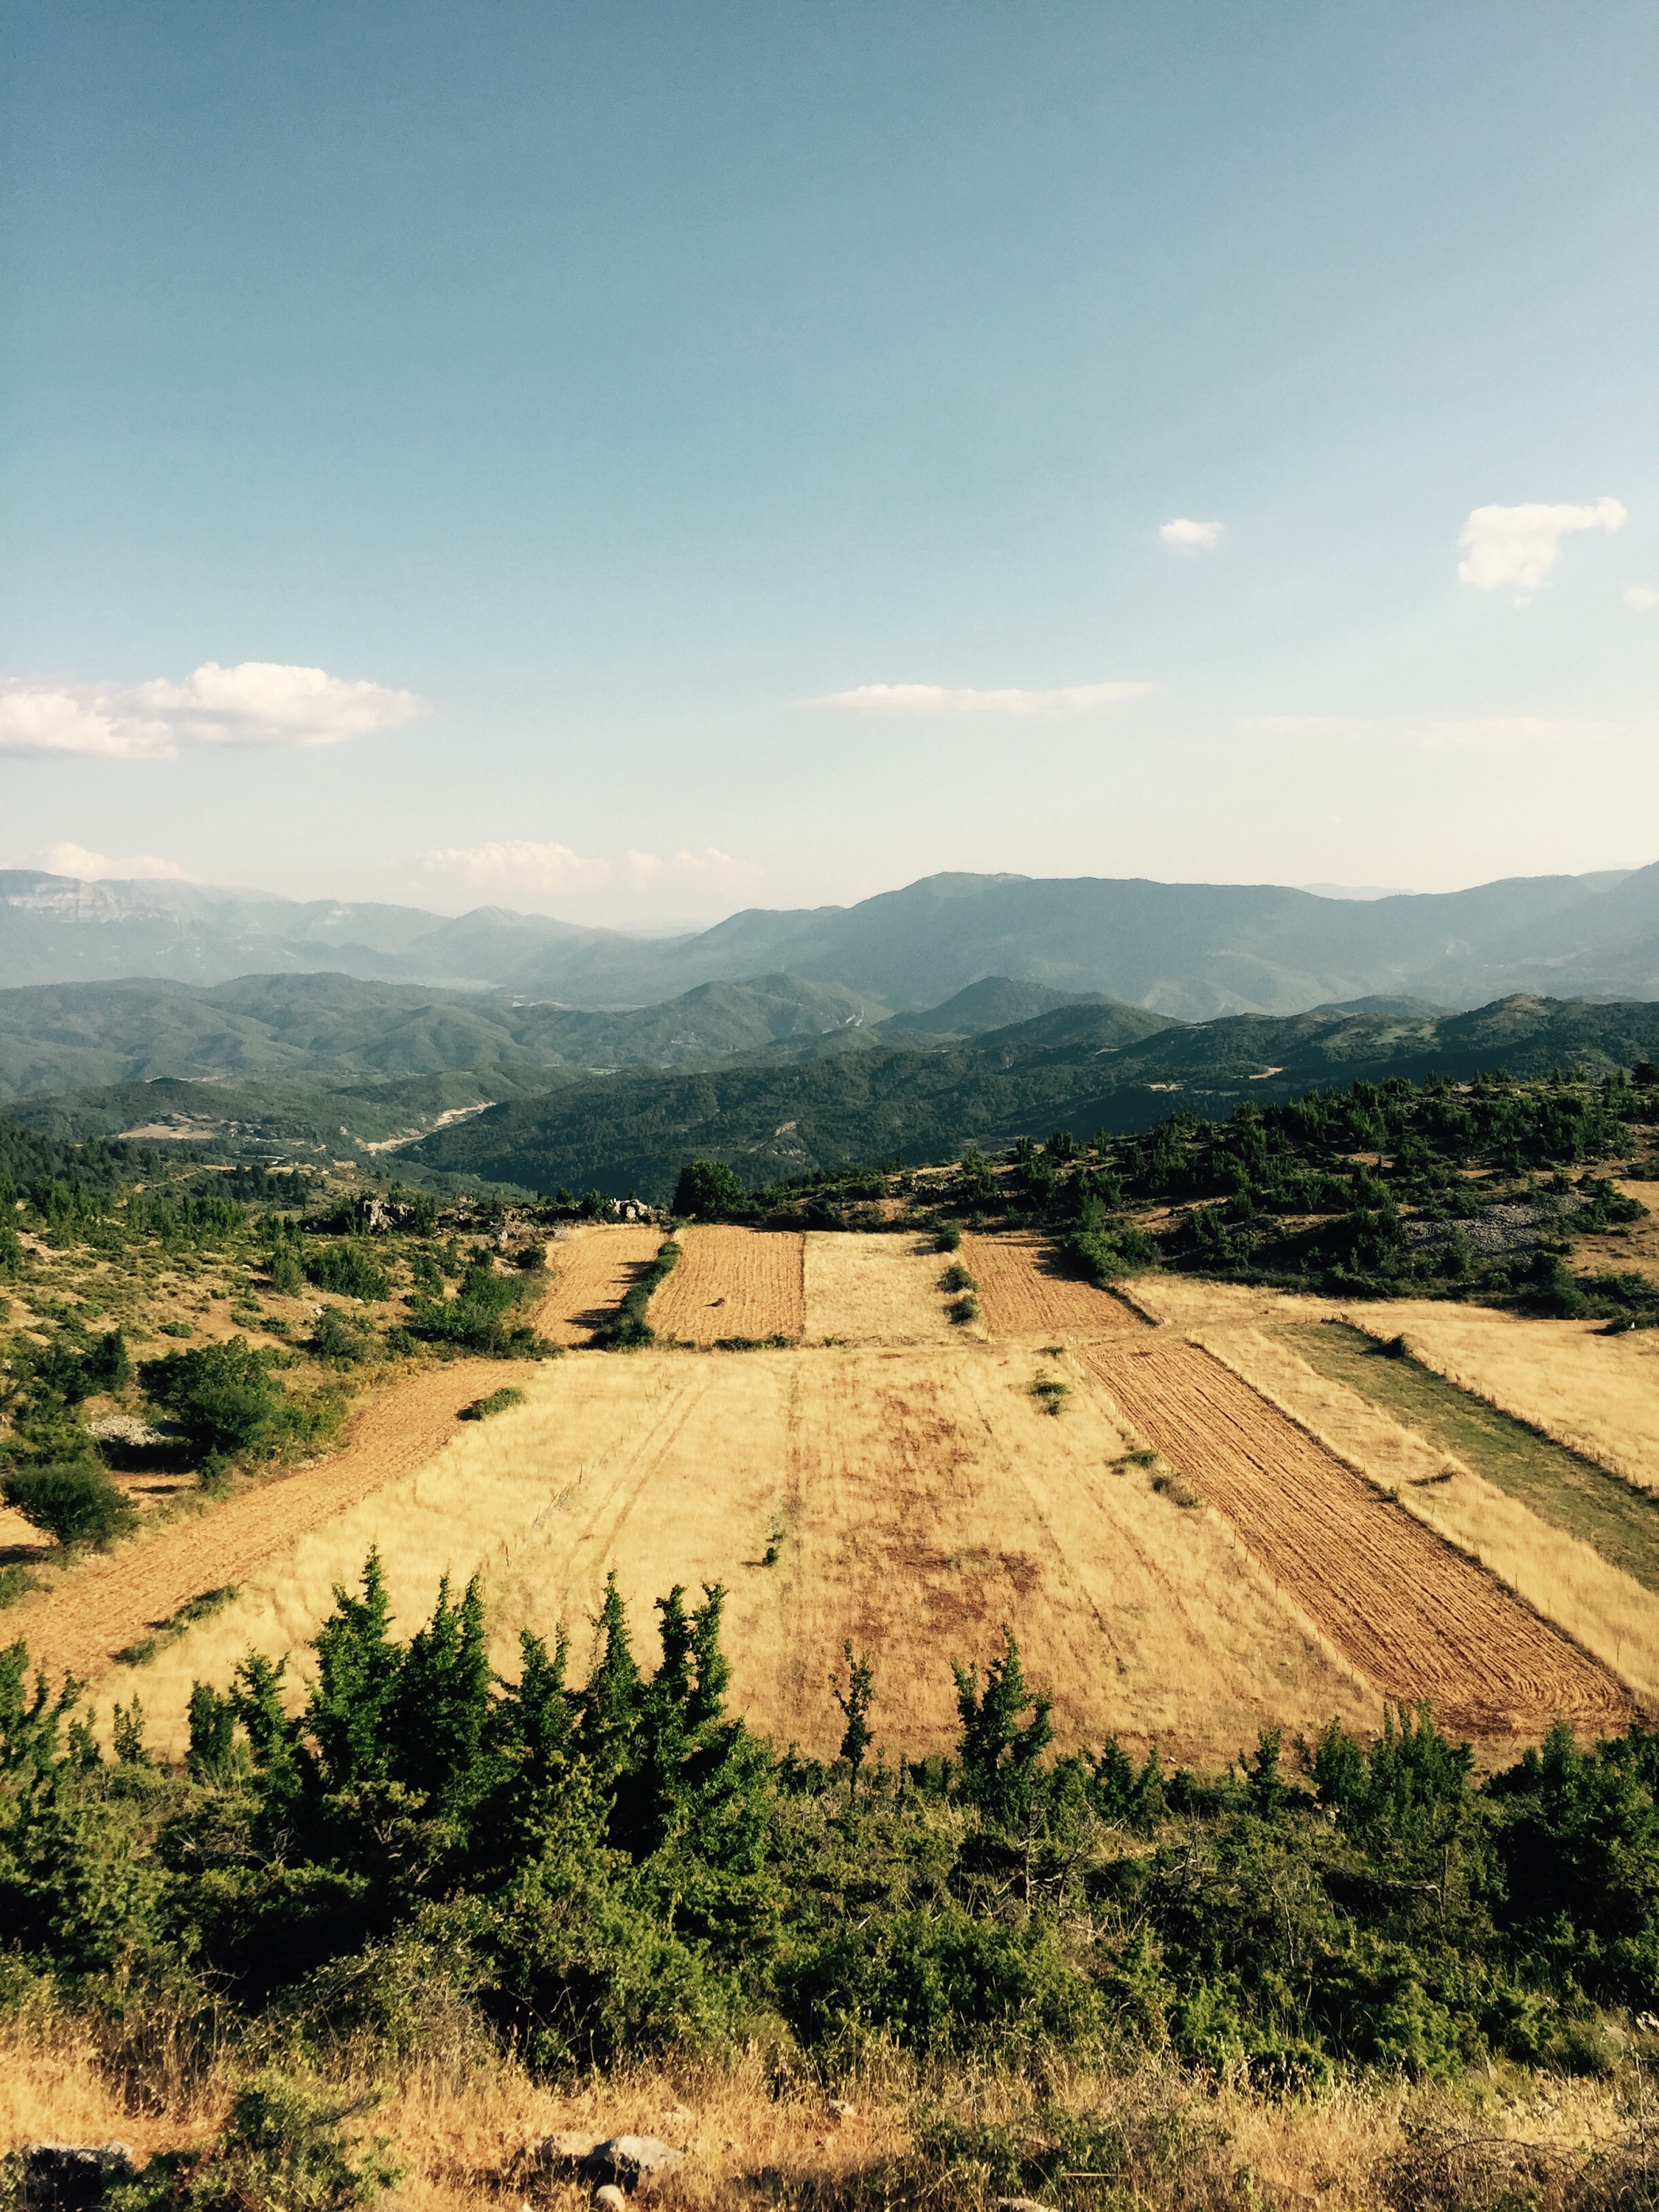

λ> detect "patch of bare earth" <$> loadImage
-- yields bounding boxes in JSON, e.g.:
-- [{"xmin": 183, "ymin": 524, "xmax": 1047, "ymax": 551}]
[
  {"xmin": 649, "ymin": 1225, "xmax": 806, "ymax": 1343},
  {"xmin": 962, "ymin": 1232, "xmax": 1144, "ymax": 1338},
  {"xmin": 535, "ymin": 1224, "xmax": 664, "ymax": 1345}
]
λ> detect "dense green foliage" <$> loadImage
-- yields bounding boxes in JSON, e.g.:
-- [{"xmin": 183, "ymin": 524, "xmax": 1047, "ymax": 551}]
[
  {"xmin": 6, "ymin": 1565, "xmax": 1659, "ymax": 2087},
  {"xmin": 672, "ymin": 1158, "xmax": 746, "ymax": 1220},
  {"xmin": 404, "ymin": 993, "xmax": 1659, "ymax": 1200},
  {"xmin": 0, "ymin": 1461, "xmax": 136, "ymax": 1547}
]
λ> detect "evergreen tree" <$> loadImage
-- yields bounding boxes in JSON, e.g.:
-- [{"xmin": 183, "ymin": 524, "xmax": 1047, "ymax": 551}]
[
  {"xmin": 305, "ymin": 1551, "xmax": 401, "ymax": 1792},
  {"xmin": 953, "ymin": 1627, "xmax": 1054, "ymax": 1829}
]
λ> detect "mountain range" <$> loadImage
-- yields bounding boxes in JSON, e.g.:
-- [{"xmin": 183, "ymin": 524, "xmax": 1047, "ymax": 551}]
[{"xmin": 5, "ymin": 860, "xmax": 1659, "ymax": 1017}]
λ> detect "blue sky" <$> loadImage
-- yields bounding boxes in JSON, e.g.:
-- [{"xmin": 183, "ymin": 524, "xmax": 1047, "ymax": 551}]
[{"xmin": 2, "ymin": 1, "xmax": 1655, "ymax": 925}]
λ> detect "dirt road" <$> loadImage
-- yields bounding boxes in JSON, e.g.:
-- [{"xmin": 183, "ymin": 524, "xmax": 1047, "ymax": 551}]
[{"xmin": 11, "ymin": 1359, "xmax": 507, "ymax": 1686}]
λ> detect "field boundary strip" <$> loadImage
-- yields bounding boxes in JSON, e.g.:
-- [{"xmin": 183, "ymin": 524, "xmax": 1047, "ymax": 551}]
[{"xmin": 1079, "ymin": 1338, "xmax": 1630, "ymax": 1738}]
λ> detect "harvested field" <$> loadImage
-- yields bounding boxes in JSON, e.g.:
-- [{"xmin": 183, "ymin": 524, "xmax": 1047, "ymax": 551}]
[
  {"xmin": 649, "ymin": 1224, "xmax": 805, "ymax": 1343},
  {"xmin": 1080, "ymin": 1339, "xmax": 1629, "ymax": 1738},
  {"xmin": 1287, "ymin": 1321, "xmax": 1659, "ymax": 1592},
  {"xmin": 802, "ymin": 1231, "xmax": 956, "ymax": 1342},
  {"xmin": 12, "ymin": 1357, "xmax": 509, "ymax": 1691},
  {"xmin": 962, "ymin": 1233, "xmax": 1143, "ymax": 1338},
  {"xmin": 97, "ymin": 1344, "xmax": 1380, "ymax": 1768},
  {"xmin": 535, "ymin": 1223, "xmax": 664, "ymax": 1345}
]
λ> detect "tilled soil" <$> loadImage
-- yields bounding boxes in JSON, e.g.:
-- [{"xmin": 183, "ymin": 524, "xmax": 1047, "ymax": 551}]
[
  {"xmin": 13, "ymin": 1358, "xmax": 508, "ymax": 1686},
  {"xmin": 962, "ymin": 1234, "xmax": 1144, "ymax": 1339},
  {"xmin": 650, "ymin": 1225, "xmax": 807, "ymax": 1343},
  {"xmin": 537, "ymin": 1225, "xmax": 664, "ymax": 1345},
  {"xmin": 1082, "ymin": 1338, "xmax": 1630, "ymax": 1736}
]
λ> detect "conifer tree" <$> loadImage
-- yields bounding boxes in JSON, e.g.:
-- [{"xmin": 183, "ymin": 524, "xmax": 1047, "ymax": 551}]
[
  {"xmin": 952, "ymin": 1626, "xmax": 1053, "ymax": 1828},
  {"xmin": 580, "ymin": 1570, "xmax": 640, "ymax": 1786},
  {"xmin": 305, "ymin": 1550, "xmax": 401, "ymax": 1791},
  {"xmin": 834, "ymin": 1642, "xmax": 874, "ymax": 1798},
  {"xmin": 390, "ymin": 1573, "xmax": 492, "ymax": 1816}
]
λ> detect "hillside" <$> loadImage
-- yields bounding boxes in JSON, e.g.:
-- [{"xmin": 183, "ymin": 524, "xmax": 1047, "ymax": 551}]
[
  {"xmin": 401, "ymin": 992, "xmax": 1659, "ymax": 1198},
  {"xmin": 7, "ymin": 858, "xmax": 1659, "ymax": 1013},
  {"xmin": 0, "ymin": 970, "xmax": 877, "ymax": 1101}
]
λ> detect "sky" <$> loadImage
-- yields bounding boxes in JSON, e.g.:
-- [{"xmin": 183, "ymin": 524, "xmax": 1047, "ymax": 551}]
[{"xmin": 1, "ymin": 1, "xmax": 1656, "ymax": 928}]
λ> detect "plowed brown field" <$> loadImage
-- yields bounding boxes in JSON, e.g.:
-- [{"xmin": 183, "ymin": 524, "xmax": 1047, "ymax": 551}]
[
  {"xmin": 650, "ymin": 1225, "xmax": 805, "ymax": 1343},
  {"xmin": 963, "ymin": 1234, "xmax": 1142, "ymax": 1338},
  {"xmin": 13, "ymin": 1358, "xmax": 507, "ymax": 1687},
  {"xmin": 1081, "ymin": 1340, "xmax": 1629, "ymax": 1737},
  {"xmin": 536, "ymin": 1225, "xmax": 664, "ymax": 1345}
]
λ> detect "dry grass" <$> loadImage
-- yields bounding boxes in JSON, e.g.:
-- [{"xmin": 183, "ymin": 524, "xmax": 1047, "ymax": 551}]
[
  {"xmin": 1127, "ymin": 1273, "xmax": 1659, "ymax": 1497},
  {"xmin": 1, "ymin": 2011, "xmax": 1642, "ymax": 2212},
  {"xmin": 649, "ymin": 1226, "xmax": 807, "ymax": 1343},
  {"xmin": 801, "ymin": 1231, "xmax": 957, "ymax": 1343},
  {"xmin": 535, "ymin": 1225, "xmax": 664, "ymax": 1346},
  {"xmin": 1199, "ymin": 1323, "xmax": 1659, "ymax": 1711},
  {"xmin": 80, "ymin": 1338, "xmax": 1378, "ymax": 1770}
]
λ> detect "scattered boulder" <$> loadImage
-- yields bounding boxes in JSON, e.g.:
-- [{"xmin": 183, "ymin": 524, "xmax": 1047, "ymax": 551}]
[
  {"xmin": 10, "ymin": 2146, "xmax": 136, "ymax": 2209},
  {"xmin": 992, "ymin": 2200, "xmax": 1051, "ymax": 2212},
  {"xmin": 594, "ymin": 2190, "xmax": 628, "ymax": 2212},
  {"xmin": 825, "ymin": 2099, "xmax": 856, "ymax": 2124},
  {"xmin": 526, "ymin": 2131, "xmax": 601, "ymax": 2173},
  {"xmin": 580, "ymin": 2137, "xmax": 686, "ymax": 2192}
]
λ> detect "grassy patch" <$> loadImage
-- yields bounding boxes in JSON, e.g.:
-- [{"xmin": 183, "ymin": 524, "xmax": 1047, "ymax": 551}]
[
  {"xmin": 458, "ymin": 1385, "xmax": 525, "ymax": 1421},
  {"xmin": 601, "ymin": 1238, "xmax": 681, "ymax": 1348},
  {"xmin": 1030, "ymin": 1376, "xmax": 1069, "ymax": 1416},
  {"xmin": 113, "ymin": 1582, "xmax": 242, "ymax": 1668},
  {"xmin": 1284, "ymin": 1318, "xmax": 1659, "ymax": 1591}
]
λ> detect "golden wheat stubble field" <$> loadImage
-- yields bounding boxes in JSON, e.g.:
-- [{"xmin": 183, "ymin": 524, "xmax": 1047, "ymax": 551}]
[
  {"xmin": 39, "ymin": 1227, "xmax": 1657, "ymax": 1768},
  {"xmin": 649, "ymin": 1222, "xmax": 807, "ymax": 1342},
  {"xmin": 72, "ymin": 1230, "xmax": 1382, "ymax": 1767}
]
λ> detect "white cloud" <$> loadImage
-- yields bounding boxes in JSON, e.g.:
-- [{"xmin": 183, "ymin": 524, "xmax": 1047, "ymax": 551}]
[
  {"xmin": 1159, "ymin": 518, "xmax": 1223, "ymax": 551},
  {"xmin": 1624, "ymin": 585, "xmax": 1659, "ymax": 612},
  {"xmin": 800, "ymin": 681, "xmax": 1155, "ymax": 717},
  {"xmin": 0, "ymin": 661, "xmax": 424, "ymax": 758},
  {"xmin": 425, "ymin": 840, "xmax": 612, "ymax": 896},
  {"xmin": 1456, "ymin": 498, "xmax": 1627, "ymax": 594},
  {"xmin": 1416, "ymin": 717, "xmax": 1624, "ymax": 752},
  {"xmin": 41, "ymin": 841, "xmax": 184, "ymax": 881}
]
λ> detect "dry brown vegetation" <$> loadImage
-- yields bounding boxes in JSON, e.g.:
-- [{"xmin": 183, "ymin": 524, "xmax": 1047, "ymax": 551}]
[
  {"xmin": 801, "ymin": 1229, "xmax": 956, "ymax": 1342},
  {"xmin": 2, "ymin": 2014, "xmax": 1644, "ymax": 2212},
  {"xmin": 650, "ymin": 1224, "xmax": 806, "ymax": 1343},
  {"xmin": 961, "ymin": 1231, "xmax": 1141, "ymax": 1337},
  {"xmin": 1080, "ymin": 1338, "xmax": 1628, "ymax": 1739}
]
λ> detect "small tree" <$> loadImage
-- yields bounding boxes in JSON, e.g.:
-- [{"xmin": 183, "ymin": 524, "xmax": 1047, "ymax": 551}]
[
  {"xmin": 139, "ymin": 1337, "xmax": 291, "ymax": 1461},
  {"xmin": 1, "ymin": 1462, "xmax": 136, "ymax": 1548},
  {"xmin": 833, "ymin": 1641, "xmax": 875, "ymax": 1797},
  {"xmin": 672, "ymin": 1161, "xmax": 745, "ymax": 1221}
]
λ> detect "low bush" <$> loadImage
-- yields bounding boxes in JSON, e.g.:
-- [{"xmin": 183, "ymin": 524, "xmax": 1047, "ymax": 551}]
[
  {"xmin": 305, "ymin": 1242, "xmax": 392, "ymax": 1302},
  {"xmin": 139, "ymin": 1338, "xmax": 307, "ymax": 1465},
  {"xmin": 1, "ymin": 1460, "xmax": 137, "ymax": 1547},
  {"xmin": 602, "ymin": 1239, "xmax": 681, "ymax": 1348},
  {"xmin": 459, "ymin": 1386, "xmax": 524, "ymax": 1421}
]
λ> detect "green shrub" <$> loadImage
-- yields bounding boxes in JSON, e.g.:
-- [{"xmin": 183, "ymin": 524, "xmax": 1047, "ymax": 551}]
[
  {"xmin": 603, "ymin": 1239, "xmax": 681, "ymax": 1348},
  {"xmin": 110, "ymin": 2072, "xmax": 400, "ymax": 2212},
  {"xmin": 406, "ymin": 1256, "xmax": 545, "ymax": 1357},
  {"xmin": 1, "ymin": 1461, "xmax": 138, "ymax": 1547},
  {"xmin": 311, "ymin": 1309, "xmax": 378, "ymax": 1366},
  {"xmin": 672, "ymin": 1160, "xmax": 745, "ymax": 1221},
  {"xmin": 305, "ymin": 1242, "xmax": 391, "ymax": 1302},
  {"xmin": 139, "ymin": 1338, "xmax": 298, "ymax": 1461},
  {"xmin": 459, "ymin": 1386, "xmax": 524, "ymax": 1421},
  {"xmin": 941, "ymin": 1260, "xmax": 975, "ymax": 1294}
]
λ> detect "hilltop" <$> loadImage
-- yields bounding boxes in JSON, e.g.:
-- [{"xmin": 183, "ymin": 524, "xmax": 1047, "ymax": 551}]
[{"xmin": 6, "ymin": 858, "xmax": 1659, "ymax": 1012}]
